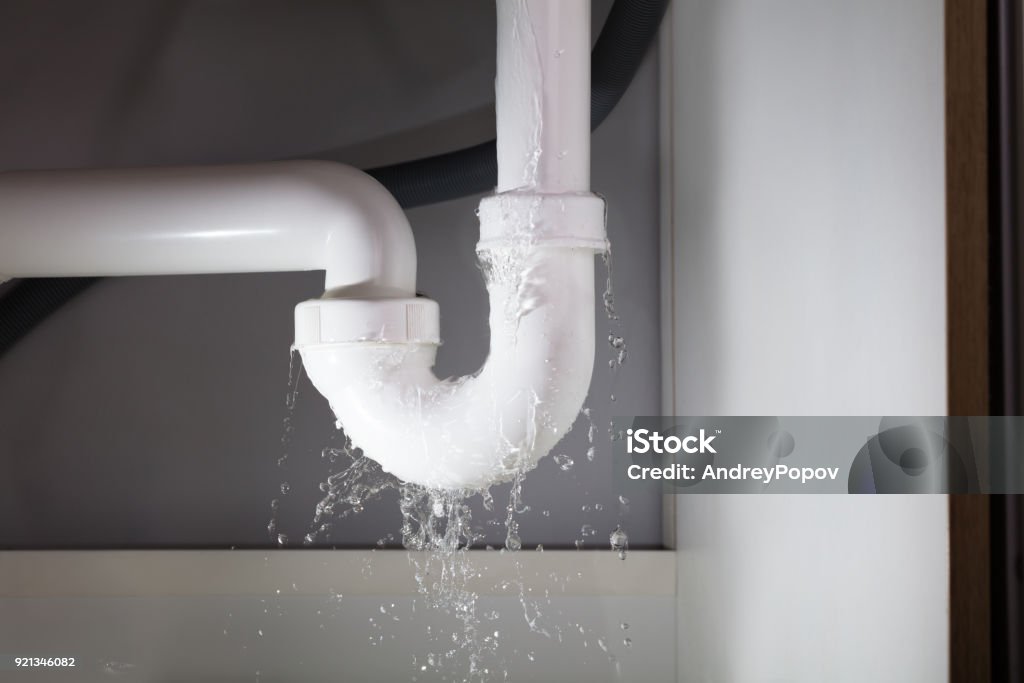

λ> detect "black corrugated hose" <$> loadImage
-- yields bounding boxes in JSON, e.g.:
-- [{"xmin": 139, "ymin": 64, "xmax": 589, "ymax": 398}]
[{"xmin": 0, "ymin": 0, "xmax": 670, "ymax": 358}]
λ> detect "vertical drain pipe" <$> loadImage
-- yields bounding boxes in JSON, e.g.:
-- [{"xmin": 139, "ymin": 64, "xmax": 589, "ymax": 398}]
[{"xmin": 496, "ymin": 0, "xmax": 592, "ymax": 194}]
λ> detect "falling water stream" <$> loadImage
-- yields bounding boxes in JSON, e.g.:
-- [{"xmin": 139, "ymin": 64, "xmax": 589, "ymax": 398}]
[{"xmin": 264, "ymin": 245, "xmax": 632, "ymax": 681}]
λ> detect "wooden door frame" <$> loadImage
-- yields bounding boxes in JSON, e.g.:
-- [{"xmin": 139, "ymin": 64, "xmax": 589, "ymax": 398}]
[{"xmin": 946, "ymin": 0, "xmax": 1020, "ymax": 681}]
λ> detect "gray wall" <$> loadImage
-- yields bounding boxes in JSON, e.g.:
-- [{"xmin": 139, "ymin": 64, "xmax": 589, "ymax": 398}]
[
  {"xmin": 0, "ymin": 0, "xmax": 663, "ymax": 550},
  {"xmin": 663, "ymin": 1, "xmax": 948, "ymax": 680}
]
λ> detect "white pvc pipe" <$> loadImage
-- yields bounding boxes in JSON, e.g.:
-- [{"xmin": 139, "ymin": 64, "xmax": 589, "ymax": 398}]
[
  {"xmin": 296, "ymin": 0, "xmax": 604, "ymax": 489},
  {"xmin": 0, "ymin": 0, "xmax": 604, "ymax": 491},
  {"xmin": 0, "ymin": 161, "xmax": 416, "ymax": 298},
  {"xmin": 496, "ymin": 0, "xmax": 591, "ymax": 192}
]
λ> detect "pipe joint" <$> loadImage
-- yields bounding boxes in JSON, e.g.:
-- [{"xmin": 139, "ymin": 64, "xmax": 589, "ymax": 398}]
[
  {"xmin": 294, "ymin": 297, "xmax": 440, "ymax": 346},
  {"xmin": 476, "ymin": 192, "xmax": 607, "ymax": 253}
]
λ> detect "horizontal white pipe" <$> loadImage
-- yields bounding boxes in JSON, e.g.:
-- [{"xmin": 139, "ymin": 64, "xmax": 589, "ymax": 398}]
[
  {"xmin": 496, "ymin": 0, "xmax": 591, "ymax": 193},
  {"xmin": 0, "ymin": 160, "xmax": 416, "ymax": 297}
]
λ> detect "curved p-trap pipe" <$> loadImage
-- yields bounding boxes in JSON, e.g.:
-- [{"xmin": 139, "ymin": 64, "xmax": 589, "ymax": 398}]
[{"xmin": 297, "ymin": 192, "xmax": 606, "ymax": 490}]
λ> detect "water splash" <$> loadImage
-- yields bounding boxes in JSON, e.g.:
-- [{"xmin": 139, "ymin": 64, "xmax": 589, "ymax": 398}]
[
  {"xmin": 504, "ymin": 471, "xmax": 526, "ymax": 551},
  {"xmin": 608, "ymin": 334, "xmax": 627, "ymax": 369},
  {"xmin": 609, "ymin": 525, "xmax": 629, "ymax": 560},
  {"xmin": 581, "ymin": 406, "xmax": 598, "ymax": 462},
  {"xmin": 304, "ymin": 439, "xmax": 399, "ymax": 546},
  {"xmin": 400, "ymin": 485, "xmax": 496, "ymax": 679},
  {"xmin": 600, "ymin": 251, "xmax": 620, "ymax": 322},
  {"xmin": 267, "ymin": 349, "xmax": 304, "ymax": 544},
  {"xmin": 274, "ymin": 247, "xmax": 632, "ymax": 681}
]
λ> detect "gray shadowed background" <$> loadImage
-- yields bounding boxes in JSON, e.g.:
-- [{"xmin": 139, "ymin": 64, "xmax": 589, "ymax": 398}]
[{"xmin": 0, "ymin": 0, "xmax": 662, "ymax": 549}]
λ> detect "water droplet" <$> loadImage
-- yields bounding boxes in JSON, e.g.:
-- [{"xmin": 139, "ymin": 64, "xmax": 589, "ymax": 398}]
[
  {"xmin": 554, "ymin": 453, "xmax": 574, "ymax": 471},
  {"xmin": 586, "ymin": 446, "xmax": 596, "ymax": 461},
  {"xmin": 280, "ymin": 482, "xmax": 290, "ymax": 495},
  {"xmin": 601, "ymin": 252, "xmax": 620, "ymax": 321},
  {"xmin": 624, "ymin": 637, "xmax": 633, "ymax": 648},
  {"xmin": 621, "ymin": 622, "xmax": 630, "ymax": 630},
  {"xmin": 503, "ymin": 532, "xmax": 520, "ymax": 557},
  {"xmin": 276, "ymin": 533, "xmax": 289, "ymax": 547},
  {"xmin": 594, "ymin": 503, "xmax": 604, "ymax": 511},
  {"xmin": 610, "ymin": 525, "xmax": 629, "ymax": 560},
  {"xmin": 257, "ymin": 629, "xmax": 264, "ymax": 637},
  {"xmin": 535, "ymin": 544, "xmax": 544, "ymax": 552}
]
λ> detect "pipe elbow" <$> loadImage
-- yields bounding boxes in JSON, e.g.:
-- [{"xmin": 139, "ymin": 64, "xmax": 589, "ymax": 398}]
[{"xmin": 278, "ymin": 161, "xmax": 417, "ymax": 298}]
